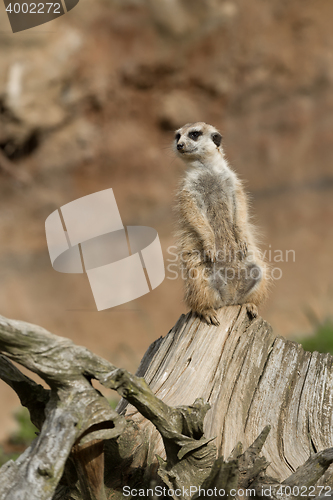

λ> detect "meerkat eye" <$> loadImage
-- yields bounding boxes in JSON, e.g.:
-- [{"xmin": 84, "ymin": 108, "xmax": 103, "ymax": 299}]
[
  {"xmin": 211, "ymin": 133, "xmax": 222, "ymax": 147},
  {"xmin": 175, "ymin": 133, "xmax": 181, "ymax": 142},
  {"xmin": 188, "ymin": 130, "xmax": 203, "ymax": 141}
]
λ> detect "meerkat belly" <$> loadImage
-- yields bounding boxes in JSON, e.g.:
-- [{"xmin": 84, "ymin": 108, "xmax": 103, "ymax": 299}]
[
  {"xmin": 195, "ymin": 172, "xmax": 236, "ymax": 250},
  {"xmin": 206, "ymin": 198, "xmax": 235, "ymax": 250}
]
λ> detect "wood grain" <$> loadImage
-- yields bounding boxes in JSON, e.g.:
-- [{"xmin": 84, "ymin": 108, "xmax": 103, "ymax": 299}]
[{"xmin": 120, "ymin": 305, "xmax": 333, "ymax": 482}]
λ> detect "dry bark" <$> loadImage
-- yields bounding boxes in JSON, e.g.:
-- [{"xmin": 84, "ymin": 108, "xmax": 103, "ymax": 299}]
[
  {"xmin": 0, "ymin": 306, "xmax": 332, "ymax": 500},
  {"xmin": 121, "ymin": 306, "xmax": 333, "ymax": 481}
]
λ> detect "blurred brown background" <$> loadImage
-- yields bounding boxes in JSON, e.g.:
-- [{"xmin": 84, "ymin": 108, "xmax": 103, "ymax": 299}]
[{"xmin": 0, "ymin": 0, "xmax": 332, "ymax": 439}]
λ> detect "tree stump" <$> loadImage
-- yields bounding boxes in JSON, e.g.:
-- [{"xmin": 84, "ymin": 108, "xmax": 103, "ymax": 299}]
[
  {"xmin": 0, "ymin": 305, "xmax": 333, "ymax": 500},
  {"xmin": 118, "ymin": 305, "xmax": 333, "ymax": 482}
]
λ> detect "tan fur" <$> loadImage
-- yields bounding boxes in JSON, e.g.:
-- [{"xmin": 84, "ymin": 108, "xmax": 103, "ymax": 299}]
[{"xmin": 174, "ymin": 122, "xmax": 269, "ymax": 326}]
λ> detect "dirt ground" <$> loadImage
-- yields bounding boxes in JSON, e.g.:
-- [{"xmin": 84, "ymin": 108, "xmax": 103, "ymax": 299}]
[{"xmin": 0, "ymin": 0, "xmax": 332, "ymax": 440}]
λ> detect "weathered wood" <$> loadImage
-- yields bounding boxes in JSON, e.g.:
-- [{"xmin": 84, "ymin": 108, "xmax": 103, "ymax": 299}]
[
  {"xmin": 282, "ymin": 448, "xmax": 333, "ymax": 488},
  {"xmin": 0, "ymin": 315, "xmax": 127, "ymax": 500},
  {"xmin": 0, "ymin": 315, "xmax": 219, "ymax": 499},
  {"xmin": 72, "ymin": 440, "xmax": 107, "ymax": 500},
  {"xmin": 237, "ymin": 426, "xmax": 271, "ymax": 488},
  {"xmin": 1, "ymin": 306, "xmax": 333, "ymax": 499},
  {"xmin": 103, "ymin": 369, "xmax": 218, "ymax": 498},
  {"xmin": 119, "ymin": 305, "xmax": 333, "ymax": 482},
  {"xmin": 0, "ymin": 354, "xmax": 49, "ymax": 429}
]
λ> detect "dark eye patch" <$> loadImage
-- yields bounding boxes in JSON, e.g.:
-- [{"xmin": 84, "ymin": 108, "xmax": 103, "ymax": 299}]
[
  {"xmin": 188, "ymin": 130, "xmax": 203, "ymax": 141},
  {"xmin": 175, "ymin": 133, "xmax": 181, "ymax": 142}
]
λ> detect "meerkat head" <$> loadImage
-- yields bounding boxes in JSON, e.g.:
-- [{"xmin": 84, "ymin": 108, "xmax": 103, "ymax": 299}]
[{"xmin": 174, "ymin": 122, "xmax": 223, "ymax": 163}]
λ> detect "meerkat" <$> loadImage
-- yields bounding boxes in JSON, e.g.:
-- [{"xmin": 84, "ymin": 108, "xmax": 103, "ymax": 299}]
[{"xmin": 174, "ymin": 122, "xmax": 269, "ymax": 326}]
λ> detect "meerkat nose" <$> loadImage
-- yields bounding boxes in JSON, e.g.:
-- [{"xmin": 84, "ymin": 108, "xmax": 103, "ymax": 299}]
[{"xmin": 177, "ymin": 142, "xmax": 185, "ymax": 151}]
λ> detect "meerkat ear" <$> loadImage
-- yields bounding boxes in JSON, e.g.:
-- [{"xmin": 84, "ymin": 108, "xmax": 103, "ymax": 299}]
[{"xmin": 212, "ymin": 133, "xmax": 222, "ymax": 147}]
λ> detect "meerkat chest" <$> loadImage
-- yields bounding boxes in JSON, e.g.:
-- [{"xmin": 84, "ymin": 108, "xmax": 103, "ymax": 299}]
[{"xmin": 186, "ymin": 170, "xmax": 235, "ymax": 214}]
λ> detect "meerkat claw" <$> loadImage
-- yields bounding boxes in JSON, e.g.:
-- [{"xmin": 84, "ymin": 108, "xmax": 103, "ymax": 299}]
[
  {"xmin": 210, "ymin": 314, "xmax": 220, "ymax": 326},
  {"xmin": 246, "ymin": 303, "xmax": 258, "ymax": 319},
  {"xmin": 200, "ymin": 309, "xmax": 220, "ymax": 326}
]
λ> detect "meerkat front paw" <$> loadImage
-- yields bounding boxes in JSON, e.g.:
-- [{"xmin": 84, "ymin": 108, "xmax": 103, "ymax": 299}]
[
  {"xmin": 198, "ymin": 308, "xmax": 220, "ymax": 326},
  {"xmin": 246, "ymin": 303, "xmax": 258, "ymax": 319}
]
